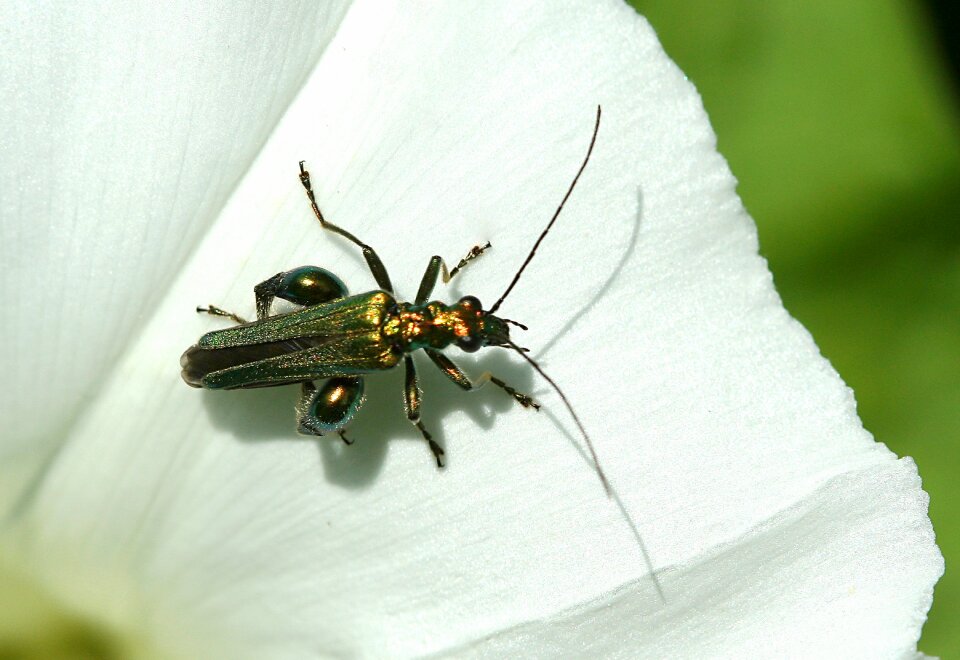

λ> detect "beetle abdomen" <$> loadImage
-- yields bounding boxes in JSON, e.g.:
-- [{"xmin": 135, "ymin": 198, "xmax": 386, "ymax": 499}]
[{"xmin": 180, "ymin": 338, "xmax": 320, "ymax": 388}]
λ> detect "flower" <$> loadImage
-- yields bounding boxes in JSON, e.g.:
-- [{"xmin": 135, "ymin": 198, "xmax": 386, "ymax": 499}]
[{"xmin": 0, "ymin": 1, "xmax": 942, "ymax": 657}]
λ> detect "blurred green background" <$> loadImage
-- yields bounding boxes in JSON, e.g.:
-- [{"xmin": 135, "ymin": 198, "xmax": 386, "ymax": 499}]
[{"xmin": 630, "ymin": 0, "xmax": 959, "ymax": 655}]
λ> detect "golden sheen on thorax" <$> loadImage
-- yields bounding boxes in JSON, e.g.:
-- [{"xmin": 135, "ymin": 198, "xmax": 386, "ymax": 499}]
[{"xmin": 382, "ymin": 297, "xmax": 484, "ymax": 353}]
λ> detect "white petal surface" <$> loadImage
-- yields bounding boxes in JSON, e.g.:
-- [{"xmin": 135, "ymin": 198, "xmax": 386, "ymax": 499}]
[
  {"xmin": 0, "ymin": 1, "xmax": 352, "ymax": 507},
  {"xmin": 2, "ymin": 1, "xmax": 942, "ymax": 659}
]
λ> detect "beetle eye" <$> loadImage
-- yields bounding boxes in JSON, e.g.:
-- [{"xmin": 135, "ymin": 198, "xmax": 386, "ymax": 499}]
[
  {"xmin": 457, "ymin": 295, "xmax": 482, "ymax": 312},
  {"xmin": 457, "ymin": 334, "xmax": 483, "ymax": 353}
]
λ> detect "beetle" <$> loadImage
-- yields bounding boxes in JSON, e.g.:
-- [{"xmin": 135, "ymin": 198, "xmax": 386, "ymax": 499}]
[{"xmin": 181, "ymin": 107, "xmax": 609, "ymax": 491}]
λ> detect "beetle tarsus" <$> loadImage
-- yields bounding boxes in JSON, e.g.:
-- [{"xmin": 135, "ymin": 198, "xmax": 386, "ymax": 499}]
[
  {"xmin": 443, "ymin": 241, "xmax": 493, "ymax": 282},
  {"xmin": 196, "ymin": 305, "xmax": 247, "ymax": 325},
  {"xmin": 415, "ymin": 420, "xmax": 445, "ymax": 467},
  {"xmin": 488, "ymin": 376, "xmax": 539, "ymax": 410},
  {"xmin": 515, "ymin": 393, "xmax": 541, "ymax": 410},
  {"xmin": 430, "ymin": 441, "xmax": 445, "ymax": 468}
]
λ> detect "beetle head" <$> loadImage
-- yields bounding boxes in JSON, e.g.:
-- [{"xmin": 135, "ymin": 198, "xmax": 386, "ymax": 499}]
[{"xmin": 449, "ymin": 295, "xmax": 511, "ymax": 353}]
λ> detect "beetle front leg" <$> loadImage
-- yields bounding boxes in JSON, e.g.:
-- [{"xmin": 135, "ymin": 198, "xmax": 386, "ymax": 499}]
[
  {"xmin": 415, "ymin": 256, "xmax": 442, "ymax": 305},
  {"xmin": 425, "ymin": 349, "xmax": 540, "ymax": 410},
  {"xmin": 297, "ymin": 378, "xmax": 365, "ymax": 443},
  {"xmin": 442, "ymin": 241, "xmax": 491, "ymax": 283},
  {"xmin": 403, "ymin": 355, "xmax": 445, "ymax": 467},
  {"xmin": 415, "ymin": 243, "xmax": 493, "ymax": 305}
]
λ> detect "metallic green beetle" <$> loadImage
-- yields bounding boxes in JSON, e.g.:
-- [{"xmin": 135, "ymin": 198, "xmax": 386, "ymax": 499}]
[{"xmin": 181, "ymin": 107, "xmax": 608, "ymax": 489}]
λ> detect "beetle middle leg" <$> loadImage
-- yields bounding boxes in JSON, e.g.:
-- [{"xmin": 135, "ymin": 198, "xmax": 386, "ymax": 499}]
[
  {"xmin": 297, "ymin": 378, "xmax": 365, "ymax": 442},
  {"xmin": 299, "ymin": 161, "xmax": 394, "ymax": 294},
  {"xmin": 403, "ymin": 355, "xmax": 445, "ymax": 467},
  {"xmin": 425, "ymin": 349, "xmax": 540, "ymax": 410}
]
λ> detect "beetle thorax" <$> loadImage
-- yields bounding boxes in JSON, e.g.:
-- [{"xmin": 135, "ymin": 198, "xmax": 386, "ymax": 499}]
[{"xmin": 382, "ymin": 301, "xmax": 480, "ymax": 352}]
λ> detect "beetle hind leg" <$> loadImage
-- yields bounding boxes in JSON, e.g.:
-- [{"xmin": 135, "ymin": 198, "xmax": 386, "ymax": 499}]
[
  {"xmin": 297, "ymin": 378, "xmax": 365, "ymax": 443},
  {"xmin": 196, "ymin": 305, "xmax": 248, "ymax": 325},
  {"xmin": 197, "ymin": 267, "xmax": 348, "ymax": 327},
  {"xmin": 254, "ymin": 266, "xmax": 348, "ymax": 320}
]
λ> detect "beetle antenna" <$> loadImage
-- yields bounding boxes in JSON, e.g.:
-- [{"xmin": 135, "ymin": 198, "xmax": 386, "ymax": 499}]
[
  {"xmin": 505, "ymin": 339, "xmax": 611, "ymax": 496},
  {"xmin": 489, "ymin": 106, "xmax": 601, "ymax": 315},
  {"xmin": 502, "ymin": 318, "xmax": 529, "ymax": 331}
]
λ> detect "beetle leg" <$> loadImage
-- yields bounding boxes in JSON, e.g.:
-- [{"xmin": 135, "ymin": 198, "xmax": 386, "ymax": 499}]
[
  {"xmin": 296, "ymin": 382, "xmax": 320, "ymax": 435},
  {"xmin": 296, "ymin": 378, "xmax": 365, "ymax": 442},
  {"xmin": 482, "ymin": 373, "xmax": 540, "ymax": 409},
  {"xmin": 441, "ymin": 241, "xmax": 491, "ymax": 283},
  {"xmin": 415, "ymin": 243, "xmax": 493, "ymax": 305},
  {"xmin": 403, "ymin": 355, "xmax": 445, "ymax": 467},
  {"xmin": 254, "ymin": 266, "xmax": 348, "ymax": 320},
  {"xmin": 253, "ymin": 274, "xmax": 286, "ymax": 320},
  {"xmin": 199, "ymin": 267, "xmax": 348, "ymax": 325},
  {"xmin": 196, "ymin": 305, "xmax": 247, "ymax": 325},
  {"xmin": 415, "ymin": 256, "xmax": 442, "ymax": 305},
  {"xmin": 425, "ymin": 349, "xmax": 540, "ymax": 410},
  {"xmin": 298, "ymin": 161, "xmax": 394, "ymax": 294}
]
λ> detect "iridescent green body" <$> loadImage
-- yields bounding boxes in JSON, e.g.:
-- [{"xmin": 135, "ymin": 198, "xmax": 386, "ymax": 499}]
[
  {"xmin": 182, "ymin": 291, "xmax": 507, "ymax": 390},
  {"xmin": 182, "ymin": 107, "xmax": 604, "ymax": 474},
  {"xmin": 182, "ymin": 260, "xmax": 520, "ymax": 466},
  {"xmin": 184, "ymin": 291, "xmax": 399, "ymax": 389}
]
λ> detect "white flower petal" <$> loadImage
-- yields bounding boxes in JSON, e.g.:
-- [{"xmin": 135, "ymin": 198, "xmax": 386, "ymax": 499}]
[
  {"xmin": 2, "ymin": 1, "xmax": 942, "ymax": 658},
  {"xmin": 0, "ymin": 1, "xmax": 352, "ymax": 506},
  {"xmin": 455, "ymin": 459, "xmax": 937, "ymax": 658}
]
